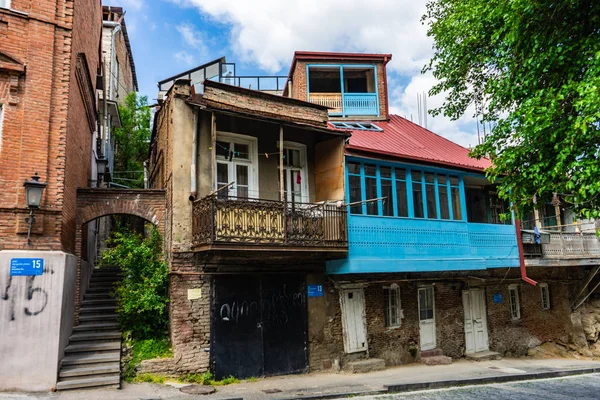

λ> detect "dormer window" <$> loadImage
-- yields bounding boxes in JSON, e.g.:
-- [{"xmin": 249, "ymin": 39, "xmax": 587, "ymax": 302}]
[
  {"xmin": 331, "ymin": 121, "xmax": 382, "ymax": 131},
  {"xmin": 307, "ymin": 65, "xmax": 379, "ymax": 117}
]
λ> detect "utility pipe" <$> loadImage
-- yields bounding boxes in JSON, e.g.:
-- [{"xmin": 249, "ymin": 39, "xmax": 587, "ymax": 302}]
[
  {"xmin": 515, "ymin": 215, "xmax": 538, "ymax": 286},
  {"xmin": 103, "ymin": 20, "xmax": 122, "ymax": 101}
]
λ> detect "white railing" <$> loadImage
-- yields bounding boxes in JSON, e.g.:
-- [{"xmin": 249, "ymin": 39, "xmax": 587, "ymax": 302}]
[{"xmin": 542, "ymin": 232, "xmax": 600, "ymax": 258}]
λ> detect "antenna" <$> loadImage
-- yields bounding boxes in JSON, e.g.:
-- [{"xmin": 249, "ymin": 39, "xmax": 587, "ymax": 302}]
[{"xmin": 423, "ymin": 92, "xmax": 428, "ymax": 129}]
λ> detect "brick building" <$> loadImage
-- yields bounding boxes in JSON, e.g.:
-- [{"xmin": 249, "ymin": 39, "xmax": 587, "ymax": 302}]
[
  {"xmin": 147, "ymin": 52, "xmax": 599, "ymax": 379},
  {"xmin": 0, "ymin": 0, "xmax": 103, "ymax": 391}
]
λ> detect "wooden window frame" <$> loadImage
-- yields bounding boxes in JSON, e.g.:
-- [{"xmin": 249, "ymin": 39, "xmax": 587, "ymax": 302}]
[
  {"xmin": 383, "ymin": 283, "xmax": 402, "ymax": 328},
  {"xmin": 540, "ymin": 283, "xmax": 551, "ymax": 310},
  {"xmin": 508, "ymin": 284, "xmax": 521, "ymax": 320}
]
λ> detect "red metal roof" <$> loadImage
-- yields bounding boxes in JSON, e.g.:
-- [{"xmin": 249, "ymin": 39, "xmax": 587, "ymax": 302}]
[{"xmin": 340, "ymin": 115, "xmax": 491, "ymax": 172}]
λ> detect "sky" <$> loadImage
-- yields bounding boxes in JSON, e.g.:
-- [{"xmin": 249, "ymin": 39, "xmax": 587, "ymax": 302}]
[{"xmin": 109, "ymin": 0, "xmax": 482, "ymax": 148}]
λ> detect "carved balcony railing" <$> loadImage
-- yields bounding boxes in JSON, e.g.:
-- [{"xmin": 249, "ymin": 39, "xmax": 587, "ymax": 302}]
[
  {"xmin": 309, "ymin": 93, "xmax": 343, "ymax": 114},
  {"xmin": 308, "ymin": 92, "xmax": 379, "ymax": 116},
  {"xmin": 192, "ymin": 196, "xmax": 348, "ymax": 249}
]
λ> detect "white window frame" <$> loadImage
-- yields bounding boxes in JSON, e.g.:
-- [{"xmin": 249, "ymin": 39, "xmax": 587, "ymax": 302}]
[
  {"xmin": 0, "ymin": 0, "xmax": 11, "ymax": 9},
  {"xmin": 508, "ymin": 284, "xmax": 521, "ymax": 320},
  {"xmin": 215, "ymin": 131, "xmax": 258, "ymax": 198},
  {"xmin": 540, "ymin": 283, "xmax": 551, "ymax": 310},
  {"xmin": 0, "ymin": 104, "xmax": 4, "ymax": 154},
  {"xmin": 383, "ymin": 283, "xmax": 402, "ymax": 328},
  {"xmin": 279, "ymin": 141, "xmax": 309, "ymax": 203}
]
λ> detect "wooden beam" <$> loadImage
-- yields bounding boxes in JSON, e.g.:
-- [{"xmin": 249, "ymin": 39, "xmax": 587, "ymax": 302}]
[
  {"xmin": 279, "ymin": 124, "xmax": 284, "ymax": 201},
  {"xmin": 211, "ymin": 112, "xmax": 216, "ymax": 191}
]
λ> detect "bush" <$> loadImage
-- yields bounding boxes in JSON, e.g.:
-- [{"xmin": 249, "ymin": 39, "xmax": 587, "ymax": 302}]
[
  {"xmin": 99, "ymin": 226, "xmax": 169, "ymax": 339},
  {"xmin": 123, "ymin": 337, "xmax": 173, "ymax": 381}
]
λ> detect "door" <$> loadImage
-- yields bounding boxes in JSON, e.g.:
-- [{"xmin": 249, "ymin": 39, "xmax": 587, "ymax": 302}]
[
  {"xmin": 339, "ymin": 288, "xmax": 368, "ymax": 353},
  {"xmin": 418, "ymin": 286, "xmax": 436, "ymax": 351},
  {"xmin": 463, "ymin": 289, "xmax": 489, "ymax": 354},
  {"xmin": 211, "ymin": 275, "xmax": 308, "ymax": 379}
]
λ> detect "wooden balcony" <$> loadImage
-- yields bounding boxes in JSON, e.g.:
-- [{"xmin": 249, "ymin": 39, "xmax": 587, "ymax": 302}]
[
  {"xmin": 308, "ymin": 92, "xmax": 379, "ymax": 116},
  {"xmin": 192, "ymin": 196, "xmax": 348, "ymax": 254}
]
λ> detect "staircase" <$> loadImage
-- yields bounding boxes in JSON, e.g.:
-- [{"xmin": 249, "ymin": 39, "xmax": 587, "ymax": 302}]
[
  {"xmin": 420, "ymin": 348, "xmax": 452, "ymax": 365},
  {"xmin": 57, "ymin": 267, "xmax": 122, "ymax": 391}
]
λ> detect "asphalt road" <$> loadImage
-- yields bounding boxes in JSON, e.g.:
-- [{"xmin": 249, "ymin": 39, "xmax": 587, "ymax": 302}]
[{"xmin": 348, "ymin": 373, "xmax": 600, "ymax": 400}]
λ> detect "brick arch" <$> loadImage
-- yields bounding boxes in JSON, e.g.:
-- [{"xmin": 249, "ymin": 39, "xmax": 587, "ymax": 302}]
[{"xmin": 74, "ymin": 188, "xmax": 166, "ymax": 323}]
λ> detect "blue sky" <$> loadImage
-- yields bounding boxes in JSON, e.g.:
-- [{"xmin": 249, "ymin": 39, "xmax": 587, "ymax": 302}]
[{"xmin": 110, "ymin": 0, "xmax": 481, "ymax": 148}]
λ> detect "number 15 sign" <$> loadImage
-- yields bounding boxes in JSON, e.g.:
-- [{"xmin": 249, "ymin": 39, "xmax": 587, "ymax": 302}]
[{"xmin": 10, "ymin": 258, "xmax": 44, "ymax": 276}]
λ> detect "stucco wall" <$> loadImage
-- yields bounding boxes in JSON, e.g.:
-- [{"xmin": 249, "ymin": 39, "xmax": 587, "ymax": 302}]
[{"xmin": 0, "ymin": 251, "xmax": 77, "ymax": 391}]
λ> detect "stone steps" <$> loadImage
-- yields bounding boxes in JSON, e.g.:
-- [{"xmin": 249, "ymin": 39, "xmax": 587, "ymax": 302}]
[
  {"xmin": 466, "ymin": 351, "xmax": 502, "ymax": 361},
  {"xmin": 345, "ymin": 358, "xmax": 386, "ymax": 373},
  {"xmin": 421, "ymin": 348, "xmax": 452, "ymax": 365},
  {"xmin": 57, "ymin": 268, "xmax": 122, "ymax": 391}
]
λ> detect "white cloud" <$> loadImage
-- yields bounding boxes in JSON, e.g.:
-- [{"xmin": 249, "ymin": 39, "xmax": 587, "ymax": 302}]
[
  {"xmin": 174, "ymin": 50, "xmax": 195, "ymax": 66},
  {"xmin": 171, "ymin": 0, "xmax": 479, "ymax": 147},
  {"xmin": 176, "ymin": 22, "xmax": 209, "ymax": 56},
  {"xmin": 175, "ymin": 0, "xmax": 432, "ymax": 74},
  {"xmin": 115, "ymin": 0, "xmax": 143, "ymax": 11}
]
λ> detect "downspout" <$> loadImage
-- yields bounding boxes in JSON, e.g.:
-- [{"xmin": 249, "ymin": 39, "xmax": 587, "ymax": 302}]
[
  {"xmin": 103, "ymin": 20, "xmax": 122, "ymax": 101},
  {"xmin": 382, "ymin": 55, "xmax": 391, "ymax": 120},
  {"xmin": 189, "ymin": 110, "xmax": 198, "ymax": 201},
  {"xmin": 514, "ymin": 209, "xmax": 538, "ymax": 286}
]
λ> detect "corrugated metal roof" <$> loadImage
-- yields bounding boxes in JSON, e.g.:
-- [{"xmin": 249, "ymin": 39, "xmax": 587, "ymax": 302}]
[{"xmin": 340, "ymin": 114, "xmax": 491, "ymax": 172}]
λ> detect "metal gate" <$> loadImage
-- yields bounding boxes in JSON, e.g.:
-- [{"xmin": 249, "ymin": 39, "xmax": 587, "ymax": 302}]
[{"xmin": 211, "ymin": 275, "xmax": 308, "ymax": 379}]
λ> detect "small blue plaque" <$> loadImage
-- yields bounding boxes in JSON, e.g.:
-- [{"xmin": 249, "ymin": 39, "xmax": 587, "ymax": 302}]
[
  {"xmin": 10, "ymin": 258, "xmax": 44, "ymax": 276},
  {"xmin": 307, "ymin": 284, "xmax": 323, "ymax": 297},
  {"xmin": 493, "ymin": 293, "xmax": 503, "ymax": 304}
]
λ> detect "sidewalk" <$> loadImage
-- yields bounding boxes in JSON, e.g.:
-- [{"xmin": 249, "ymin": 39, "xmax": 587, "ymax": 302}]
[{"xmin": 3, "ymin": 358, "xmax": 600, "ymax": 400}]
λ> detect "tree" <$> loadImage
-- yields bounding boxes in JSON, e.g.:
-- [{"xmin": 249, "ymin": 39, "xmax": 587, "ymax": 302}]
[
  {"xmin": 113, "ymin": 92, "xmax": 151, "ymax": 188},
  {"xmin": 423, "ymin": 0, "xmax": 600, "ymax": 218}
]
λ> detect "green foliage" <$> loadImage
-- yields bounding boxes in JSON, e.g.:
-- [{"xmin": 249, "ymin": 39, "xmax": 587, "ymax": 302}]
[
  {"xmin": 123, "ymin": 337, "xmax": 173, "ymax": 381},
  {"xmin": 99, "ymin": 227, "xmax": 169, "ymax": 339},
  {"xmin": 246, "ymin": 376, "xmax": 259, "ymax": 383},
  {"xmin": 182, "ymin": 371, "xmax": 239, "ymax": 386},
  {"xmin": 423, "ymin": 0, "xmax": 600, "ymax": 218},
  {"xmin": 113, "ymin": 92, "xmax": 151, "ymax": 188},
  {"xmin": 133, "ymin": 373, "xmax": 166, "ymax": 384}
]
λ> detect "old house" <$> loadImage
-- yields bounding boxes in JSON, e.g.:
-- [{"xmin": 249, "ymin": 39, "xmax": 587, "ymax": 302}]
[
  {"xmin": 148, "ymin": 71, "xmax": 349, "ymax": 378},
  {"xmin": 0, "ymin": 0, "xmax": 104, "ymax": 391}
]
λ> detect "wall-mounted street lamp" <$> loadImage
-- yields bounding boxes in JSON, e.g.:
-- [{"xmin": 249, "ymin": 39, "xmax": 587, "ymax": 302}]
[
  {"xmin": 97, "ymin": 157, "xmax": 108, "ymax": 186},
  {"xmin": 23, "ymin": 173, "xmax": 47, "ymax": 246}
]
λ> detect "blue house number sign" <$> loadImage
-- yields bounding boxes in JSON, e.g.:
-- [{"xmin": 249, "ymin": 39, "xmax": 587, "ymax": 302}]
[
  {"xmin": 10, "ymin": 258, "xmax": 44, "ymax": 276},
  {"xmin": 307, "ymin": 284, "xmax": 324, "ymax": 297},
  {"xmin": 493, "ymin": 293, "xmax": 503, "ymax": 304}
]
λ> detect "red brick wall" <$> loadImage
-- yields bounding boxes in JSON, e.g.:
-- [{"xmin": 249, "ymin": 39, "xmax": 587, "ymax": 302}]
[{"xmin": 0, "ymin": 1, "xmax": 72, "ymax": 250}]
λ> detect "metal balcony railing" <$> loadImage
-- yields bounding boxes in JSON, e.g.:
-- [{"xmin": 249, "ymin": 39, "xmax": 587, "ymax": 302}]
[
  {"xmin": 308, "ymin": 92, "xmax": 379, "ymax": 116},
  {"xmin": 192, "ymin": 196, "xmax": 348, "ymax": 249},
  {"xmin": 523, "ymin": 232, "xmax": 600, "ymax": 258}
]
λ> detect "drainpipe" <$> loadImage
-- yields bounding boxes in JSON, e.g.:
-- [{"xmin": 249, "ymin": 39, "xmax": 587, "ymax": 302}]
[
  {"xmin": 382, "ymin": 55, "xmax": 391, "ymax": 120},
  {"xmin": 189, "ymin": 111, "xmax": 198, "ymax": 201},
  {"xmin": 103, "ymin": 20, "xmax": 122, "ymax": 101},
  {"xmin": 514, "ymin": 212, "xmax": 538, "ymax": 286},
  {"xmin": 143, "ymin": 160, "xmax": 148, "ymax": 189}
]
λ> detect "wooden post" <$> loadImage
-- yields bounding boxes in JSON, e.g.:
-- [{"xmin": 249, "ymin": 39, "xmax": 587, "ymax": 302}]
[
  {"xmin": 211, "ymin": 112, "xmax": 216, "ymax": 191},
  {"xmin": 279, "ymin": 125, "xmax": 284, "ymax": 201}
]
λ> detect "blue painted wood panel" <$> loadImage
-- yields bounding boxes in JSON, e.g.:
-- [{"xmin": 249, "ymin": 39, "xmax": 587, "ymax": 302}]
[{"xmin": 326, "ymin": 215, "xmax": 519, "ymax": 274}]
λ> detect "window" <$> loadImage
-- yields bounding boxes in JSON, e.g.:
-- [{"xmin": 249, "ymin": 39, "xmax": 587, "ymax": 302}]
[
  {"xmin": 330, "ymin": 121, "xmax": 382, "ymax": 131},
  {"xmin": 384, "ymin": 284, "xmax": 402, "ymax": 328},
  {"xmin": 0, "ymin": 0, "xmax": 10, "ymax": 9},
  {"xmin": 347, "ymin": 160, "xmax": 465, "ymax": 220},
  {"xmin": 215, "ymin": 133, "xmax": 257, "ymax": 199},
  {"xmin": 540, "ymin": 283, "xmax": 551, "ymax": 310},
  {"xmin": 280, "ymin": 143, "xmax": 309, "ymax": 203},
  {"xmin": 508, "ymin": 284, "xmax": 521, "ymax": 320}
]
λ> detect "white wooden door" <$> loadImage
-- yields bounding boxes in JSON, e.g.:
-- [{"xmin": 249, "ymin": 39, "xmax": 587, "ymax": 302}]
[
  {"xmin": 418, "ymin": 286, "xmax": 436, "ymax": 351},
  {"xmin": 339, "ymin": 288, "xmax": 368, "ymax": 353},
  {"xmin": 463, "ymin": 289, "xmax": 489, "ymax": 354}
]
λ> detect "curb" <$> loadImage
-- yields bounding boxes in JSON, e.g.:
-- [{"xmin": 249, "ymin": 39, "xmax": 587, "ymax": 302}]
[
  {"xmin": 384, "ymin": 367, "xmax": 600, "ymax": 393},
  {"xmin": 273, "ymin": 389, "xmax": 387, "ymax": 400}
]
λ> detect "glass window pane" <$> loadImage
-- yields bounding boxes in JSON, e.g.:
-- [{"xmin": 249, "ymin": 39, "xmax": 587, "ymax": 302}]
[
  {"xmin": 439, "ymin": 185, "xmax": 450, "ymax": 219},
  {"xmin": 413, "ymin": 182, "xmax": 424, "ymax": 218},
  {"xmin": 216, "ymin": 141, "xmax": 229, "ymax": 158},
  {"xmin": 348, "ymin": 161, "xmax": 361, "ymax": 174},
  {"xmin": 451, "ymin": 187, "xmax": 462, "ymax": 220},
  {"xmin": 349, "ymin": 175, "xmax": 362, "ymax": 214},
  {"xmin": 234, "ymin": 143, "xmax": 249, "ymax": 159},
  {"xmin": 236, "ymin": 165, "xmax": 248, "ymax": 185},
  {"xmin": 450, "ymin": 176, "xmax": 459, "ymax": 186},
  {"xmin": 380, "ymin": 166, "xmax": 391, "ymax": 178},
  {"xmin": 412, "ymin": 170, "xmax": 422, "ymax": 182},
  {"xmin": 396, "ymin": 180, "xmax": 408, "ymax": 217},
  {"xmin": 395, "ymin": 168, "xmax": 406, "ymax": 180},
  {"xmin": 365, "ymin": 164, "xmax": 377, "ymax": 177},
  {"xmin": 365, "ymin": 177, "xmax": 378, "ymax": 215},
  {"xmin": 438, "ymin": 175, "xmax": 447, "ymax": 185},
  {"xmin": 381, "ymin": 179, "xmax": 393, "ymax": 216},
  {"xmin": 425, "ymin": 172, "xmax": 435, "ymax": 183},
  {"xmin": 217, "ymin": 163, "xmax": 229, "ymax": 198},
  {"xmin": 426, "ymin": 185, "xmax": 437, "ymax": 219}
]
